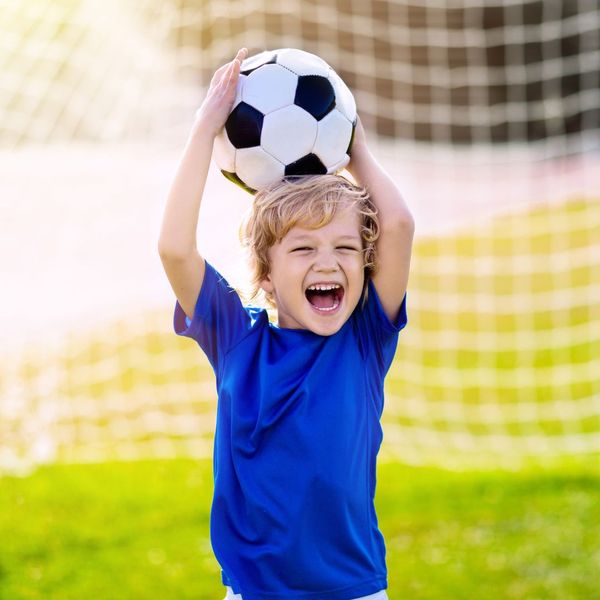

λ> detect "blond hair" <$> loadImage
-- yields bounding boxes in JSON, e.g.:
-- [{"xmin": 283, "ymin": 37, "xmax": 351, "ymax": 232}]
[{"xmin": 240, "ymin": 174, "xmax": 379, "ymax": 306}]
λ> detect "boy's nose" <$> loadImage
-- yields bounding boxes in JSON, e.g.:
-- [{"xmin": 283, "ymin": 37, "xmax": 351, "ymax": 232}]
[{"xmin": 313, "ymin": 252, "xmax": 339, "ymax": 271}]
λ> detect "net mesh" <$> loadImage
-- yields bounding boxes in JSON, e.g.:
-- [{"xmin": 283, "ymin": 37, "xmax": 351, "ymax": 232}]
[
  {"xmin": 1, "ymin": 0, "xmax": 599, "ymax": 473},
  {"xmin": 3, "ymin": 0, "xmax": 599, "ymax": 153}
]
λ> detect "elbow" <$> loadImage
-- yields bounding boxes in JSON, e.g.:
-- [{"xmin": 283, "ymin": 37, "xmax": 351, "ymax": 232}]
[
  {"xmin": 401, "ymin": 211, "xmax": 415, "ymax": 234},
  {"xmin": 157, "ymin": 240, "xmax": 191, "ymax": 262},
  {"xmin": 157, "ymin": 240, "xmax": 173, "ymax": 260},
  {"xmin": 382, "ymin": 211, "xmax": 415, "ymax": 238}
]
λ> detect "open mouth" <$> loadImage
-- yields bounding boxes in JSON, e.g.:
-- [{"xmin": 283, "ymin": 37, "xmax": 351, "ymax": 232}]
[{"xmin": 305, "ymin": 283, "xmax": 345, "ymax": 313}]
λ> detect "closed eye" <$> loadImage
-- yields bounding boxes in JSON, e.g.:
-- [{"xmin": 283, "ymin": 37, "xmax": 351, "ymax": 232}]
[
  {"xmin": 337, "ymin": 246, "xmax": 360, "ymax": 251},
  {"xmin": 290, "ymin": 246, "xmax": 313, "ymax": 253}
]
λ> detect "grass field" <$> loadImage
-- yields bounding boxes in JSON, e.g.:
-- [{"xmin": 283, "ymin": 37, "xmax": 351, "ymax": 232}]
[{"xmin": 1, "ymin": 459, "xmax": 598, "ymax": 599}]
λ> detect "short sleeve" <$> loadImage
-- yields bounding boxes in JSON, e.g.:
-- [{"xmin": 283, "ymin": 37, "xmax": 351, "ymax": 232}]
[
  {"xmin": 173, "ymin": 261, "xmax": 252, "ymax": 372},
  {"xmin": 353, "ymin": 279, "xmax": 407, "ymax": 376}
]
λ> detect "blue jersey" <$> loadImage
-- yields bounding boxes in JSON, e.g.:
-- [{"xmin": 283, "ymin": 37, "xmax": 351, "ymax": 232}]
[{"xmin": 174, "ymin": 262, "xmax": 407, "ymax": 600}]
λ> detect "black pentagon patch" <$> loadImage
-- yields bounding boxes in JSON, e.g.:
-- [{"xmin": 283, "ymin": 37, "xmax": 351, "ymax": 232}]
[
  {"xmin": 241, "ymin": 52, "xmax": 277, "ymax": 76},
  {"xmin": 294, "ymin": 75, "xmax": 336, "ymax": 120},
  {"xmin": 225, "ymin": 102, "xmax": 264, "ymax": 149},
  {"xmin": 285, "ymin": 153, "xmax": 327, "ymax": 177},
  {"xmin": 220, "ymin": 170, "xmax": 256, "ymax": 195}
]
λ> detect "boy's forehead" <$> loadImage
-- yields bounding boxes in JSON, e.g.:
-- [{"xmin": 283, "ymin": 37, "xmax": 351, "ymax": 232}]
[
  {"xmin": 286, "ymin": 229, "xmax": 360, "ymax": 241},
  {"xmin": 287, "ymin": 208, "xmax": 361, "ymax": 239},
  {"xmin": 285, "ymin": 224, "xmax": 361, "ymax": 242}
]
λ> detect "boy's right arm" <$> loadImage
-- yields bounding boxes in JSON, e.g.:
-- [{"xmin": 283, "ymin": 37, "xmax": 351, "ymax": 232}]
[{"xmin": 158, "ymin": 48, "xmax": 247, "ymax": 320}]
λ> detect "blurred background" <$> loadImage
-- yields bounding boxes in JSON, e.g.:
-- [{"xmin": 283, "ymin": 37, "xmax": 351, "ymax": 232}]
[{"xmin": 1, "ymin": 1, "xmax": 599, "ymax": 598}]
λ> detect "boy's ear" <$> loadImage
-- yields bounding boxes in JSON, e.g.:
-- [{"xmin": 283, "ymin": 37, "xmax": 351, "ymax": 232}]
[{"xmin": 259, "ymin": 275, "xmax": 274, "ymax": 294}]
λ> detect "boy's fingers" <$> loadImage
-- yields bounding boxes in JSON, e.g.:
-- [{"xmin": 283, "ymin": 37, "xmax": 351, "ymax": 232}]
[
  {"xmin": 219, "ymin": 59, "xmax": 237, "ymax": 85},
  {"xmin": 213, "ymin": 61, "xmax": 237, "ymax": 100},
  {"xmin": 226, "ymin": 60, "xmax": 240, "ymax": 91},
  {"xmin": 210, "ymin": 63, "xmax": 229, "ymax": 87},
  {"xmin": 210, "ymin": 49, "xmax": 247, "ymax": 88},
  {"xmin": 213, "ymin": 51, "xmax": 240, "ymax": 78},
  {"xmin": 234, "ymin": 48, "xmax": 248, "ymax": 65}
]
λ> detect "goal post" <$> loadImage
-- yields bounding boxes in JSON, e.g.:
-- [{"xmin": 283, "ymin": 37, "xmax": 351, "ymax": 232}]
[{"xmin": 1, "ymin": 0, "xmax": 598, "ymax": 473}]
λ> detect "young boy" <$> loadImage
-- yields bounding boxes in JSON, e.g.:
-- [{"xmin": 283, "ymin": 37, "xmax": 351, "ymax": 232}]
[{"xmin": 158, "ymin": 48, "xmax": 414, "ymax": 600}]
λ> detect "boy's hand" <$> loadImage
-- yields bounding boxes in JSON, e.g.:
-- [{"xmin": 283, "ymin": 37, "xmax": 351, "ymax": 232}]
[{"xmin": 194, "ymin": 48, "xmax": 248, "ymax": 138}]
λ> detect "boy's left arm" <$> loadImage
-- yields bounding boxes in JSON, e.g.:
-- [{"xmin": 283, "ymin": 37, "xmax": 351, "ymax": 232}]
[{"xmin": 346, "ymin": 117, "xmax": 415, "ymax": 323}]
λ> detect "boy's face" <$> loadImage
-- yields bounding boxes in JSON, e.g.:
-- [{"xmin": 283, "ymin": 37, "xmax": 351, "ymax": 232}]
[{"xmin": 260, "ymin": 206, "xmax": 365, "ymax": 336}]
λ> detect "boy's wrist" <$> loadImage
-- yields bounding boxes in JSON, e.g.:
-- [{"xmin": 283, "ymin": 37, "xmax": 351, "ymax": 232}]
[
  {"xmin": 347, "ymin": 144, "xmax": 375, "ymax": 178},
  {"xmin": 191, "ymin": 113, "xmax": 221, "ymax": 140}
]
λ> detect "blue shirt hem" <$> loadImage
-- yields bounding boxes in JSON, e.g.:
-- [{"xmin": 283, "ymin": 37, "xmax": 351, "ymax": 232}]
[{"xmin": 222, "ymin": 571, "xmax": 387, "ymax": 600}]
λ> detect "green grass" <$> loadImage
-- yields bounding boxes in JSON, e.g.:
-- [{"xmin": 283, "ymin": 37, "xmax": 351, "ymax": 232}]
[{"xmin": 1, "ymin": 459, "xmax": 598, "ymax": 599}]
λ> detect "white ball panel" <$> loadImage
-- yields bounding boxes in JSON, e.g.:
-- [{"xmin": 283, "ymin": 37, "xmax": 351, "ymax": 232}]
[
  {"xmin": 326, "ymin": 155, "xmax": 350, "ymax": 175},
  {"xmin": 261, "ymin": 106, "xmax": 318, "ymax": 165},
  {"xmin": 314, "ymin": 109, "xmax": 353, "ymax": 168},
  {"xmin": 329, "ymin": 70, "xmax": 357, "ymax": 123},
  {"xmin": 275, "ymin": 48, "xmax": 330, "ymax": 77},
  {"xmin": 213, "ymin": 129, "xmax": 236, "ymax": 172},
  {"xmin": 242, "ymin": 64, "xmax": 298, "ymax": 114},
  {"xmin": 235, "ymin": 146, "xmax": 286, "ymax": 191}
]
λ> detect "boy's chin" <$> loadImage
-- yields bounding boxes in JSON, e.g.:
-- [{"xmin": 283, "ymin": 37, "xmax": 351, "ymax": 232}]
[
  {"xmin": 304, "ymin": 324, "xmax": 339, "ymax": 337},
  {"xmin": 303, "ymin": 296, "xmax": 362, "ymax": 335},
  {"xmin": 304, "ymin": 312, "xmax": 348, "ymax": 336}
]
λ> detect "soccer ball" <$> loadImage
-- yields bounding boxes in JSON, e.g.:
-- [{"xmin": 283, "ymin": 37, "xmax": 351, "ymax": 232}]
[{"xmin": 213, "ymin": 48, "xmax": 357, "ymax": 194}]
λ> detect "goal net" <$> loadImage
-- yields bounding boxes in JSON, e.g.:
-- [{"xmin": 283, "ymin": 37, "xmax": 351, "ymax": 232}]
[{"xmin": 1, "ymin": 0, "xmax": 598, "ymax": 473}]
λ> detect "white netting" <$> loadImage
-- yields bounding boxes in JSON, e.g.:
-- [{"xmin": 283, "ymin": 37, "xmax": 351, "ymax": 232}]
[
  {"xmin": 1, "ymin": 0, "xmax": 598, "ymax": 473},
  {"xmin": 2, "ymin": 0, "xmax": 599, "ymax": 153}
]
